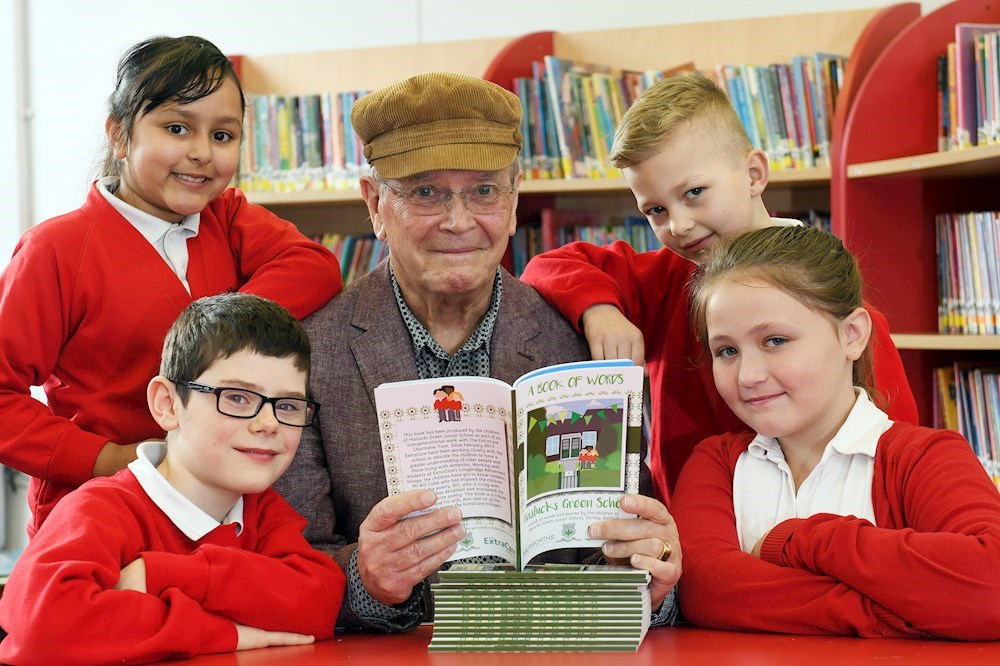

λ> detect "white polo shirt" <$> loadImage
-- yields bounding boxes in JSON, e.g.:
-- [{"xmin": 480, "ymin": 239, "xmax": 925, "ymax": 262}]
[
  {"xmin": 98, "ymin": 177, "xmax": 200, "ymax": 293},
  {"xmin": 128, "ymin": 440, "xmax": 244, "ymax": 540},
  {"xmin": 733, "ymin": 389, "xmax": 892, "ymax": 552}
]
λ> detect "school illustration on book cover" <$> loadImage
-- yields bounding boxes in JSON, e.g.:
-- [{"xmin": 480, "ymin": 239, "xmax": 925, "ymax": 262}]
[{"xmin": 374, "ymin": 360, "xmax": 644, "ymax": 569}]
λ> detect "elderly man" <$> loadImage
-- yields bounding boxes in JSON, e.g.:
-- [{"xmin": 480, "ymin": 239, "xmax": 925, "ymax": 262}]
[{"xmin": 275, "ymin": 72, "xmax": 680, "ymax": 632}]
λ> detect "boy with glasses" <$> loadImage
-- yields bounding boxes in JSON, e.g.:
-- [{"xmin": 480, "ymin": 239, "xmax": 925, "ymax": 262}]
[{"xmin": 0, "ymin": 293, "xmax": 346, "ymax": 664}]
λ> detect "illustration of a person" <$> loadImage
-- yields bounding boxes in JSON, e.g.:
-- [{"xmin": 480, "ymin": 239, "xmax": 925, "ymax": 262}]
[
  {"xmin": 448, "ymin": 389, "xmax": 464, "ymax": 422},
  {"xmin": 433, "ymin": 388, "xmax": 449, "ymax": 422},
  {"xmin": 580, "ymin": 445, "xmax": 599, "ymax": 469}
]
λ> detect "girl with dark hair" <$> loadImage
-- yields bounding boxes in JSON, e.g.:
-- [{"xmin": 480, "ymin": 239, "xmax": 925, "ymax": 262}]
[{"xmin": 0, "ymin": 35, "xmax": 342, "ymax": 536}]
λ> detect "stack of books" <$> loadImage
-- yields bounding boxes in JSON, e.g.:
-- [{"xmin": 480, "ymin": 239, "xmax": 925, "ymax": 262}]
[{"xmin": 429, "ymin": 564, "xmax": 652, "ymax": 652}]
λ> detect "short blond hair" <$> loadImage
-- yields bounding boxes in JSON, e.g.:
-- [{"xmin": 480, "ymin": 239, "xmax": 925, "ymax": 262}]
[{"xmin": 610, "ymin": 73, "xmax": 753, "ymax": 169}]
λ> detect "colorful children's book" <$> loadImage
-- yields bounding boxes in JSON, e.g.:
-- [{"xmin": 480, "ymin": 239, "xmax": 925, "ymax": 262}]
[
  {"xmin": 935, "ymin": 366, "xmax": 960, "ymax": 431},
  {"xmin": 955, "ymin": 23, "xmax": 1000, "ymax": 148},
  {"xmin": 374, "ymin": 360, "xmax": 644, "ymax": 570}
]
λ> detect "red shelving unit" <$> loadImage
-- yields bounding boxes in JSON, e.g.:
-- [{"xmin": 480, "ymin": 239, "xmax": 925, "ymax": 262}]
[{"xmin": 835, "ymin": 0, "xmax": 1000, "ymax": 422}]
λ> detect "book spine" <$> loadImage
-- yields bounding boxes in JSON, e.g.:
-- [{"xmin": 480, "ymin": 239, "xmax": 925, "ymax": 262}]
[{"xmin": 542, "ymin": 56, "xmax": 575, "ymax": 179}]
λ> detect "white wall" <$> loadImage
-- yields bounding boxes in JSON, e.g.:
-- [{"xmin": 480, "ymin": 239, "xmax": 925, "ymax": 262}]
[
  {"xmin": 1, "ymin": 0, "xmax": 18, "ymax": 265},
  {"xmin": 0, "ymin": 0, "xmax": 949, "ymax": 548}
]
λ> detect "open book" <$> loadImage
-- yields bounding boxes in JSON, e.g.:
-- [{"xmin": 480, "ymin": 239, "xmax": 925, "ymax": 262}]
[{"xmin": 375, "ymin": 360, "xmax": 644, "ymax": 569}]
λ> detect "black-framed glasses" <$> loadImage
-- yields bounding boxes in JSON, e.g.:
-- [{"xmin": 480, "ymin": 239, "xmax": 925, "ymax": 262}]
[
  {"xmin": 379, "ymin": 180, "xmax": 515, "ymax": 215},
  {"xmin": 172, "ymin": 380, "xmax": 320, "ymax": 427}
]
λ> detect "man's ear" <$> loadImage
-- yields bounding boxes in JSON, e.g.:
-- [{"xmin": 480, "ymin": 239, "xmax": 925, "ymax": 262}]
[
  {"xmin": 105, "ymin": 115, "xmax": 127, "ymax": 160},
  {"xmin": 506, "ymin": 171, "xmax": 523, "ymax": 238},
  {"xmin": 147, "ymin": 375, "xmax": 181, "ymax": 432},
  {"xmin": 746, "ymin": 148, "xmax": 769, "ymax": 197},
  {"xmin": 359, "ymin": 176, "xmax": 387, "ymax": 240},
  {"xmin": 842, "ymin": 307, "xmax": 873, "ymax": 362}
]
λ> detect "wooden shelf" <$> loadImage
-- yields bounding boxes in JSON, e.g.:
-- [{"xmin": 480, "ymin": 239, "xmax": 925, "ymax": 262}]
[
  {"xmin": 769, "ymin": 167, "xmax": 832, "ymax": 184},
  {"xmin": 847, "ymin": 142, "xmax": 1000, "ymax": 179},
  {"xmin": 891, "ymin": 333, "xmax": 1000, "ymax": 351},
  {"xmin": 246, "ymin": 189, "xmax": 364, "ymax": 207},
  {"xmin": 244, "ymin": 166, "xmax": 832, "ymax": 207},
  {"xmin": 520, "ymin": 178, "xmax": 629, "ymax": 194}
]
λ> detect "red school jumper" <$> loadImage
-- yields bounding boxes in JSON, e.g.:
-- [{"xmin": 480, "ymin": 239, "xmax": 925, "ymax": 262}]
[
  {"xmin": 0, "ymin": 471, "xmax": 347, "ymax": 664},
  {"xmin": 671, "ymin": 422, "xmax": 1000, "ymax": 640},
  {"xmin": 0, "ymin": 184, "xmax": 342, "ymax": 535}
]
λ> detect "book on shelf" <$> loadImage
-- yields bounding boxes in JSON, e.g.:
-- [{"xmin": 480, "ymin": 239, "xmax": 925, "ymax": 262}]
[
  {"xmin": 375, "ymin": 360, "xmax": 644, "ymax": 570},
  {"xmin": 937, "ymin": 53, "xmax": 951, "ymax": 152},
  {"xmin": 933, "ymin": 365, "xmax": 960, "ymax": 433},
  {"xmin": 510, "ymin": 211, "xmax": 660, "ymax": 276},
  {"xmin": 711, "ymin": 53, "xmax": 845, "ymax": 171},
  {"xmin": 312, "ymin": 232, "xmax": 387, "ymax": 284},
  {"xmin": 935, "ymin": 211, "xmax": 1000, "ymax": 335},
  {"xmin": 240, "ymin": 89, "xmax": 371, "ymax": 193},
  {"xmin": 975, "ymin": 27, "xmax": 1000, "ymax": 146},
  {"xmin": 513, "ymin": 57, "xmax": 697, "ymax": 182},
  {"xmin": 948, "ymin": 42, "xmax": 959, "ymax": 151},
  {"xmin": 954, "ymin": 23, "xmax": 1000, "ymax": 148},
  {"xmin": 945, "ymin": 362, "xmax": 1000, "ymax": 488},
  {"xmin": 429, "ymin": 563, "xmax": 651, "ymax": 653},
  {"xmin": 936, "ymin": 24, "xmax": 1000, "ymax": 151},
  {"xmin": 540, "ymin": 208, "xmax": 600, "ymax": 252}
]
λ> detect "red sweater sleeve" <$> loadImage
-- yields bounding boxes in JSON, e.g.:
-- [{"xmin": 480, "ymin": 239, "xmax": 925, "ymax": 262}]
[
  {"xmin": 0, "ymin": 228, "xmax": 110, "ymax": 483},
  {"xmin": 520, "ymin": 241, "xmax": 681, "ymax": 331},
  {"xmin": 672, "ymin": 435, "xmax": 919, "ymax": 637},
  {"xmin": 142, "ymin": 490, "xmax": 346, "ymax": 640},
  {"xmin": 865, "ymin": 303, "xmax": 919, "ymax": 425},
  {"xmin": 210, "ymin": 189, "xmax": 343, "ymax": 320},
  {"xmin": 0, "ymin": 487, "xmax": 236, "ymax": 665},
  {"xmin": 760, "ymin": 428, "xmax": 1000, "ymax": 641}
]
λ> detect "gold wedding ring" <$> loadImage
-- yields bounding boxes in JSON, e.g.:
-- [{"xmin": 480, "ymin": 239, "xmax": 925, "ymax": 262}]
[{"xmin": 657, "ymin": 538, "xmax": 672, "ymax": 561}]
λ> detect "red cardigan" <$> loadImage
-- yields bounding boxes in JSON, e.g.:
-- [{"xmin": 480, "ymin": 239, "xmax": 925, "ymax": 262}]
[
  {"xmin": 0, "ymin": 471, "xmax": 346, "ymax": 665},
  {"xmin": 0, "ymin": 184, "xmax": 342, "ymax": 535},
  {"xmin": 671, "ymin": 423, "xmax": 1000, "ymax": 639},
  {"xmin": 520, "ymin": 241, "xmax": 919, "ymax": 500}
]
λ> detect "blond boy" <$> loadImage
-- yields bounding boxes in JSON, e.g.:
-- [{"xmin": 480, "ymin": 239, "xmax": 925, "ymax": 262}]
[{"xmin": 521, "ymin": 73, "xmax": 918, "ymax": 500}]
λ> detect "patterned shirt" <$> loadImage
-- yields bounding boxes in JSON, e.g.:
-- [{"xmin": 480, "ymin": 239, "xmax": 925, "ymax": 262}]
[
  {"xmin": 346, "ymin": 266, "xmax": 503, "ymax": 630},
  {"xmin": 346, "ymin": 266, "xmax": 677, "ymax": 629}
]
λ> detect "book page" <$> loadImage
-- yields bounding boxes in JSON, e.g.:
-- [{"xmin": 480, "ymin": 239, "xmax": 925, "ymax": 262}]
[
  {"xmin": 375, "ymin": 376, "xmax": 518, "ymax": 562},
  {"xmin": 513, "ymin": 361, "xmax": 644, "ymax": 565}
]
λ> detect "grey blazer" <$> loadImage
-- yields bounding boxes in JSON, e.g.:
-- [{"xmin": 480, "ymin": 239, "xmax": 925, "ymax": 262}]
[{"xmin": 274, "ymin": 260, "xmax": 590, "ymax": 624}]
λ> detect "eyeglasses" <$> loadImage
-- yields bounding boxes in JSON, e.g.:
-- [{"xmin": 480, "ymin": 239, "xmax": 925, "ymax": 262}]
[
  {"xmin": 379, "ymin": 180, "xmax": 515, "ymax": 216},
  {"xmin": 172, "ymin": 380, "xmax": 320, "ymax": 427}
]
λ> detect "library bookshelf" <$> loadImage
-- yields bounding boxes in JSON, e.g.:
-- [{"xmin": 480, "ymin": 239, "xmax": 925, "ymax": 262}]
[
  {"xmin": 238, "ymin": 4, "xmax": 988, "ymax": 425},
  {"xmin": 240, "ymin": 8, "xmax": 886, "ymax": 237},
  {"xmin": 835, "ymin": 0, "xmax": 1000, "ymax": 422}
]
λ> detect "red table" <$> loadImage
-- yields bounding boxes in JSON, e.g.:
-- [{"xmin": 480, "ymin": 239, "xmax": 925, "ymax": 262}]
[{"xmin": 166, "ymin": 624, "xmax": 999, "ymax": 665}]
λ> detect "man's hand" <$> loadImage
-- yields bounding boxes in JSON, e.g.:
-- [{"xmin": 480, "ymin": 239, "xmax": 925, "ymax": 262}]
[
  {"xmin": 235, "ymin": 623, "xmax": 314, "ymax": 650},
  {"xmin": 357, "ymin": 490, "xmax": 465, "ymax": 605},
  {"xmin": 114, "ymin": 557, "xmax": 147, "ymax": 593},
  {"xmin": 581, "ymin": 304, "xmax": 646, "ymax": 368},
  {"xmin": 589, "ymin": 494, "xmax": 681, "ymax": 609}
]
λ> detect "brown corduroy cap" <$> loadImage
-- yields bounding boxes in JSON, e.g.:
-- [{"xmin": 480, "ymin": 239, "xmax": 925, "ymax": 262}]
[{"xmin": 351, "ymin": 72, "xmax": 522, "ymax": 179}]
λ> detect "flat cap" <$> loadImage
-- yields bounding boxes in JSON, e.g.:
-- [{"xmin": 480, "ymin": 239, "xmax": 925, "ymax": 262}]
[{"xmin": 351, "ymin": 72, "xmax": 522, "ymax": 179}]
